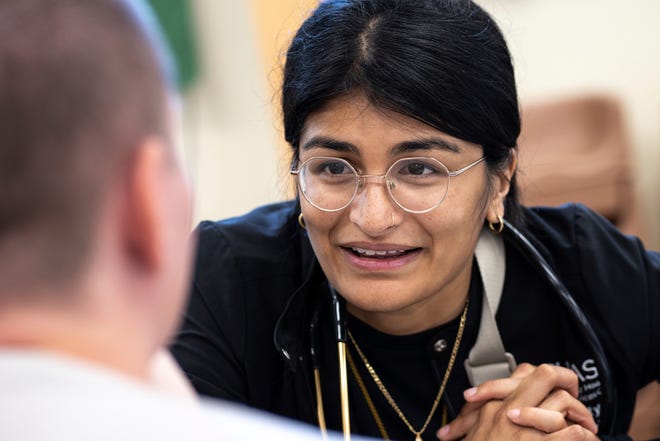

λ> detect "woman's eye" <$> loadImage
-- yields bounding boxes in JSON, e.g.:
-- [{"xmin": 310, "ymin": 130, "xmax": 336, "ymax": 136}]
[
  {"xmin": 400, "ymin": 161, "xmax": 437, "ymax": 175},
  {"xmin": 307, "ymin": 159, "xmax": 354, "ymax": 177},
  {"xmin": 326, "ymin": 161, "xmax": 348, "ymax": 174}
]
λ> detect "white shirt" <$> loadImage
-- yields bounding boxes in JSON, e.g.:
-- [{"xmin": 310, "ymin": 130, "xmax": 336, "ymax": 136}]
[{"xmin": 0, "ymin": 349, "xmax": 338, "ymax": 441}]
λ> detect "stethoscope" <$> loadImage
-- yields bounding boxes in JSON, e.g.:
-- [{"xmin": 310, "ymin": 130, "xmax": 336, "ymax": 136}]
[{"xmin": 309, "ymin": 219, "xmax": 617, "ymax": 440}]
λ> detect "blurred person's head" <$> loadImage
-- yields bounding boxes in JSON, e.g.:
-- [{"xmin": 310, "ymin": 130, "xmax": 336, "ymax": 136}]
[
  {"xmin": 0, "ymin": 0, "xmax": 192, "ymax": 377},
  {"xmin": 284, "ymin": 0, "xmax": 521, "ymax": 330}
]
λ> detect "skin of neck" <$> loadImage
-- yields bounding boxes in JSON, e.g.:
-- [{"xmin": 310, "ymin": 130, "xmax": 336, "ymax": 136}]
[{"xmin": 0, "ymin": 301, "xmax": 152, "ymax": 380}]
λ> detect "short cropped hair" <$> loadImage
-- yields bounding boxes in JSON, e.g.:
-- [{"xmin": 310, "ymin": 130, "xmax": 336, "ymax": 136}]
[{"xmin": 0, "ymin": 0, "xmax": 172, "ymax": 295}]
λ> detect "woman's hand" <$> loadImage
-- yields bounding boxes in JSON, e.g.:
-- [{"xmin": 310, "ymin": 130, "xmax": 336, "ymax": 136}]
[
  {"xmin": 455, "ymin": 400, "xmax": 599, "ymax": 441},
  {"xmin": 437, "ymin": 363, "xmax": 598, "ymax": 440}
]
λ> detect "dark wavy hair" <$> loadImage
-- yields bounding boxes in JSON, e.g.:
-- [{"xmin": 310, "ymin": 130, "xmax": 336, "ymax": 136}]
[{"xmin": 282, "ymin": 0, "xmax": 523, "ymax": 225}]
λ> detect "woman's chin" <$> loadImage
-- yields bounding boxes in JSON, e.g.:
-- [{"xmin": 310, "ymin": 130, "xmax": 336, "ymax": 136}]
[{"xmin": 341, "ymin": 286, "xmax": 423, "ymax": 315}]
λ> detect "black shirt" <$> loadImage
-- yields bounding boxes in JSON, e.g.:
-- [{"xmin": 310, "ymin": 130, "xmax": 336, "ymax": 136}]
[
  {"xmin": 322, "ymin": 265, "xmax": 482, "ymax": 441},
  {"xmin": 172, "ymin": 200, "xmax": 660, "ymax": 441}
]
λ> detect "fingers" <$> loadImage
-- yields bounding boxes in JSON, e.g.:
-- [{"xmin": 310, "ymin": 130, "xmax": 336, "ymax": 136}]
[
  {"xmin": 462, "ymin": 362, "xmax": 534, "ymax": 405},
  {"xmin": 507, "ymin": 407, "xmax": 568, "ymax": 433},
  {"xmin": 437, "ymin": 388, "xmax": 511, "ymax": 440},
  {"xmin": 505, "ymin": 364, "xmax": 579, "ymax": 408},
  {"xmin": 544, "ymin": 425, "xmax": 600, "ymax": 441},
  {"xmin": 440, "ymin": 373, "xmax": 531, "ymax": 441},
  {"xmin": 539, "ymin": 389, "xmax": 598, "ymax": 433},
  {"xmin": 443, "ymin": 364, "xmax": 587, "ymax": 440},
  {"xmin": 456, "ymin": 400, "xmax": 552, "ymax": 441},
  {"xmin": 437, "ymin": 405, "xmax": 481, "ymax": 440},
  {"xmin": 463, "ymin": 378, "xmax": 522, "ymax": 403},
  {"xmin": 511, "ymin": 362, "xmax": 537, "ymax": 379},
  {"xmin": 463, "ymin": 364, "xmax": 577, "ymax": 406},
  {"xmin": 442, "ymin": 400, "xmax": 598, "ymax": 441}
]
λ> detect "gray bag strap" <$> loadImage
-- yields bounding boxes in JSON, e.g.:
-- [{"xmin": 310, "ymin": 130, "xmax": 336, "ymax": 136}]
[{"xmin": 464, "ymin": 228, "xmax": 517, "ymax": 386}]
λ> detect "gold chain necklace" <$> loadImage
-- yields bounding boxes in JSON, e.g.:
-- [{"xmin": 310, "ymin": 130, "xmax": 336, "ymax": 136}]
[
  {"xmin": 347, "ymin": 299, "xmax": 469, "ymax": 441},
  {"xmin": 347, "ymin": 349, "xmax": 450, "ymax": 441},
  {"xmin": 346, "ymin": 349, "xmax": 391, "ymax": 440}
]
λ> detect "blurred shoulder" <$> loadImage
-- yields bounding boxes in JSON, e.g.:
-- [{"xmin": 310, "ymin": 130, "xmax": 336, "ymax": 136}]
[
  {"xmin": 518, "ymin": 203, "xmax": 656, "ymax": 289},
  {"xmin": 193, "ymin": 200, "xmax": 308, "ymax": 286},
  {"xmin": 195, "ymin": 200, "xmax": 300, "ymax": 259},
  {"xmin": 522, "ymin": 203, "xmax": 645, "ymax": 255}
]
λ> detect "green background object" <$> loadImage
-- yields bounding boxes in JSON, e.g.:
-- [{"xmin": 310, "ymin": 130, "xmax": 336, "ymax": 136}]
[{"xmin": 147, "ymin": 0, "xmax": 199, "ymax": 91}]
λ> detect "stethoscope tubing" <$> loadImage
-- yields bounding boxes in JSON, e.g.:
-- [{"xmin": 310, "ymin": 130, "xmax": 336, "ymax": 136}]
[
  {"xmin": 311, "ymin": 223, "xmax": 617, "ymax": 437},
  {"xmin": 502, "ymin": 220, "xmax": 617, "ymax": 434}
]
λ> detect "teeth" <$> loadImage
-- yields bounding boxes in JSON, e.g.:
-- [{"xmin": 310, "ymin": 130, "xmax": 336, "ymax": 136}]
[{"xmin": 351, "ymin": 247, "xmax": 407, "ymax": 257}]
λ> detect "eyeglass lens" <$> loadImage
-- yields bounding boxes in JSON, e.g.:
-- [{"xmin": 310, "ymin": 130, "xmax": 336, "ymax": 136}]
[{"xmin": 297, "ymin": 157, "xmax": 451, "ymax": 213}]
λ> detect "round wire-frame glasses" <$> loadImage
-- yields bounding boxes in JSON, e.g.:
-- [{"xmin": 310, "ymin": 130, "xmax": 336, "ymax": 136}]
[{"xmin": 290, "ymin": 156, "xmax": 486, "ymax": 214}]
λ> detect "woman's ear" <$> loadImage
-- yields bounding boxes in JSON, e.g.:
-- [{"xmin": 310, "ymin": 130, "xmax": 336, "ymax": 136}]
[{"xmin": 487, "ymin": 149, "xmax": 517, "ymax": 223}]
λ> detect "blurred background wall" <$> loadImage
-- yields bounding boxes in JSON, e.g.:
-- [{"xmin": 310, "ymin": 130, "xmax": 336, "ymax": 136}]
[{"xmin": 161, "ymin": 0, "xmax": 660, "ymax": 248}]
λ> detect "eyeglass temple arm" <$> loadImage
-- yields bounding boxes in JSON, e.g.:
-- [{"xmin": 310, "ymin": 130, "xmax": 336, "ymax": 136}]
[{"xmin": 448, "ymin": 156, "xmax": 486, "ymax": 177}]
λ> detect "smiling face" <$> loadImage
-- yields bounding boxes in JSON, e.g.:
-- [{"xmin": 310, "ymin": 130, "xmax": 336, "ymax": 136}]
[{"xmin": 297, "ymin": 95, "xmax": 512, "ymax": 335}]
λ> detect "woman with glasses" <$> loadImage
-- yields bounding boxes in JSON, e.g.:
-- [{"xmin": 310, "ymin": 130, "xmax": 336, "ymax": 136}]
[{"xmin": 172, "ymin": 1, "xmax": 659, "ymax": 440}]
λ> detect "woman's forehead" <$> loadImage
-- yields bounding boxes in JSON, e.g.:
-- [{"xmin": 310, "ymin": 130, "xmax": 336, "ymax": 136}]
[{"xmin": 299, "ymin": 95, "xmax": 482, "ymax": 156}]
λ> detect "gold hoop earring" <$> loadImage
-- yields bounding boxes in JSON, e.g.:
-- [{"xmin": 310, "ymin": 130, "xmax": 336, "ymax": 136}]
[
  {"xmin": 488, "ymin": 215, "xmax": 504, "ymax": 234},
  {"xmin": 298, "ymin": 212, "xmax": 306, "ymax": 229}
]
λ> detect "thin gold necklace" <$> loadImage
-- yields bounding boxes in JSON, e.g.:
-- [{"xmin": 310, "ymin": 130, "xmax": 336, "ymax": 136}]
[
  {"xmin": 346, "ymin": 350, "xmax": 450, "ymax": 441},
  {"xmin": 347, "ymin": 299, "xmax": 469, "ymax": 441},
  {"xmin": 346, "ymin": 349, "xmax": 391, "ymax": 440}
]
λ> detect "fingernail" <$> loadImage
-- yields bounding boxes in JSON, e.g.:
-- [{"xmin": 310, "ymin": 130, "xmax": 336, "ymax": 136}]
[
  {"xmin": 507, "ymin": 408, "xmax": 520, "ymax": 419},
  {"xmin": 463, "ymin": 387, "xmax": 478, "ymax": 398},
  {"xmin": 437, "ymin": 424, "xmax": 450, "ymax": 439}
]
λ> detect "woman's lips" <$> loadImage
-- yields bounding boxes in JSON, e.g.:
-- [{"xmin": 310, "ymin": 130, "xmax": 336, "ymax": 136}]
[{"xmin": 340, "ymin": 246, "xmax": 421, "ymax": 271}]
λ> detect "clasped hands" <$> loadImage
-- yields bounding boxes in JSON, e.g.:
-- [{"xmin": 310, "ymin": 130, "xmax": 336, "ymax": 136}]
[{"xmin": 437, "ymin": 363, "xmax": 599, "ymax": 441}]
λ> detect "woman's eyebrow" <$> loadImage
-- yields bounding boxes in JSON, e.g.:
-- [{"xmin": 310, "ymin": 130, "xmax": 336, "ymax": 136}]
[
  {"xmin": 390, "ymin": 138, "xmax": 462, "ymax": 155},
  {"xmin": 300, "ymin": 136, "xmax": 461, "ymax": 155},
  {"xmin": 300, "ymin": 136, "xmax": 359, "ymax": 154}
]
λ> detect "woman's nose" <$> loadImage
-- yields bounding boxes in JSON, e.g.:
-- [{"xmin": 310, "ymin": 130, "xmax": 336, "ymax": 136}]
[{"xmin": 348, "ymin": 179, "xmax": 400, "ymax": 236}]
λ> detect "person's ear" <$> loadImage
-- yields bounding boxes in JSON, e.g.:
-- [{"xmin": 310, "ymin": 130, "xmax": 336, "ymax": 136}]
[
  {"xmin": 122, "ymin": 137, "xmax": 169, "ymax": 272},
  {"xmin": 487, "ymin": 149, "xmax": 517, "ymax": 223}
]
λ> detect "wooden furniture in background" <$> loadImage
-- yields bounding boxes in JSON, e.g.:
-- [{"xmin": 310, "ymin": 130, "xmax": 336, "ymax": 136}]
[{"xmin": 517, "ymin": 95, "xmax": 643, "ymax": 237}]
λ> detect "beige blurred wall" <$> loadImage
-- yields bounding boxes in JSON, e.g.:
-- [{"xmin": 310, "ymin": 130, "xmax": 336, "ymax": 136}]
[
  {"xmin": 184, "ymin": 0, "xmax": 660, "ymax": 248},
  {"xmin": 181, "ymin": 0, "xmax": 316, "ymax": 225},
  {"xmin": 481, "ymin": 0, "xmax": 660, "ymax": 247}
]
